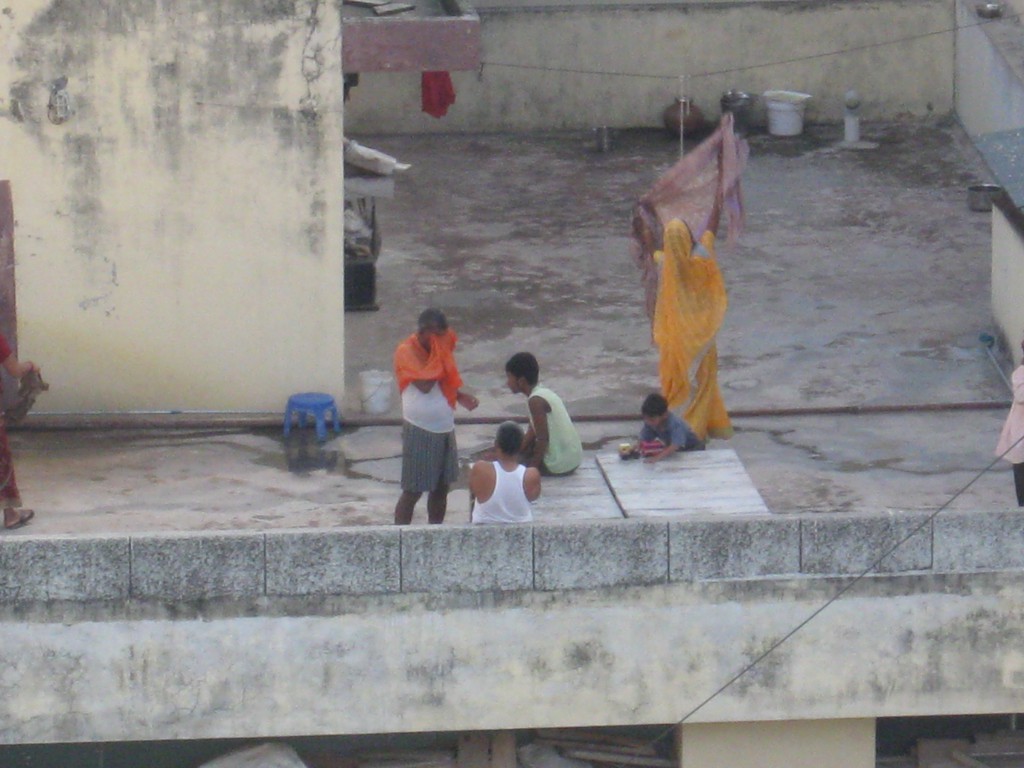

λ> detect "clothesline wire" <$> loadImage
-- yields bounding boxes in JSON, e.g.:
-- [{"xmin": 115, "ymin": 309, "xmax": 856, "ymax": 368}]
[
  {"xmin": 480, "ymin": 9, "xmax": 1017, "ymax": 82},
  {"xmin": 193, "ymin": 10, "xmax": 1019, "ymax": 113},
  {"xmin": 642, "ymin": 428, "xmax": 1024, "ymax": 744}
]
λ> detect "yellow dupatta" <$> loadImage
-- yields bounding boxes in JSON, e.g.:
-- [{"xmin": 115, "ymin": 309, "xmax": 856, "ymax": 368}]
[{"xmin": 652, "ymin": 219, "xmax": 733, "ymax": 440}]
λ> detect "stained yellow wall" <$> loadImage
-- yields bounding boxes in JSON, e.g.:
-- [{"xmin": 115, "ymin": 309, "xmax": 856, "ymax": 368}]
[
  {"xmin": 0, "ymin": 1, "xmax": 344, "ymax": 411},
  {"xmin": 679, "ymin": 719, "xmax": 875, "ymax": 768}
]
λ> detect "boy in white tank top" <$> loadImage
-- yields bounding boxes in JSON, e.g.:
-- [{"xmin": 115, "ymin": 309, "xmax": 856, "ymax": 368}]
[{"xmin": 470, "ymin": 422, "xmax": 542, "ymax": 524}]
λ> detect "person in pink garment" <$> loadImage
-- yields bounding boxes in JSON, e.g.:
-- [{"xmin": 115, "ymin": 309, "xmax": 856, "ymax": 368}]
[
  {"xmin": 996, "ymin": 336, "xmax": 1024, "ymax": 506},
  {"xmin": 0, "ymin": 331, "xmax": 39, "ymax": 530}
]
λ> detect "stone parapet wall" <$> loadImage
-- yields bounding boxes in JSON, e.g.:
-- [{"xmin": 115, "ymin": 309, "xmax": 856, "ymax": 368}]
[
  {"xmin": 5, "ymin": 514, "xmax": 1024, "ymax": 744},
  {"xmin": 4, "ymin": 510, "xmax": 1024, "ymax": 608}
]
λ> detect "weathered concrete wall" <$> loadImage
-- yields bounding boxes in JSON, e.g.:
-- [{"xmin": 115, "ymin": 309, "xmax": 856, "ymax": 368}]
[
  {"xmin": 0, "ymin": 1, "xmax": 345, "ymax": 412},
  {"xmin": 957, "ymin": 0, "xmax": 1024, "ymax": 359},
  {"xmin": 956, "ymin": 0, "xmax": 1024, "ymax": 137},
  {"xmin": 344, "ymin": 0, "xmax": 954, "ymax": 133},
  {"xmin": 992, "ymin": 205, "xmax": 1024, "ymax": 364},
  {"xmin": 3, "ymin": 511, "xmax": 1024, "ymax": 744}
]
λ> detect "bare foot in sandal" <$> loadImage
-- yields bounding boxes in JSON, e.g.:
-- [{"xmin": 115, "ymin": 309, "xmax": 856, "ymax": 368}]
[{"xmin": 3, "ymin": 508, "xmax": 34, "ymax": 530}]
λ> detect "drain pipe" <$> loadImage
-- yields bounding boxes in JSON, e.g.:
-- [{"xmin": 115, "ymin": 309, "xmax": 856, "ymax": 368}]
[
  {"xmin": 980, "ymin": 332, "xmax": 1013, "ymax": 391},
  {"xmin": 14, "ymin": 338, "xmax": 1015, "ymax": 432},
  {"xmin": 17, "ymin": 399, "xmax": 1011, "ymax": 432}
]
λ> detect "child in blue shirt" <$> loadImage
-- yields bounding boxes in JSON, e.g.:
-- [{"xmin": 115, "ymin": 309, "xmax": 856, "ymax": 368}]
[{"xmin": 639, "ymin": 393, "xmax": 705, "ymax": 462}]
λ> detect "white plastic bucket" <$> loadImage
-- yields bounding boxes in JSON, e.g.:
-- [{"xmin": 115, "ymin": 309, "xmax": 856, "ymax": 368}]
[
  {"xmin": 763, "ymin": 90, "xmax": 812, "ymax": 136},
  {"xmin": 359, "ymin": 369, "xmax": 393, "ymax": 415}
]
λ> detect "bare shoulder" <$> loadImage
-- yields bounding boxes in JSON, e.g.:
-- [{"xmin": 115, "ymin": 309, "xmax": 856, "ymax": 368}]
[
  {"xmin": 528, "ymin": 393, "xmax": 552, "ymax": 414},
  {"xmin": 470, "ymin": 460, "xmax": 497, "ymax": 500},
  {"xmin": 470, "ymin": 460, "xmax": 495, "ymax": 479},
  {"xmin": 523, "ymin": 466, "xmax": 542, "ymax": 501}
]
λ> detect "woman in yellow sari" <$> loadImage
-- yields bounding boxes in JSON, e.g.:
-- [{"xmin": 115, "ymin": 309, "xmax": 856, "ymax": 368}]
[
  {"xmin": 652, "ymin": 210, "xmax": 733, "ymax": 440},
  {"xmin": 633, "ymin": 114, "xmax": 746, "ymax": 442}
]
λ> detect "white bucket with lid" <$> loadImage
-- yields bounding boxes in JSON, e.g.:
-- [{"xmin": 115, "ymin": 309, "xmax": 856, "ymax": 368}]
[
  {"xmin": 359, "ymin": 369, "xmax": 393, "ymax": 415},
  {"xmin": 763, "ymin": 90, "xmax": 812, "ymax": 136}
]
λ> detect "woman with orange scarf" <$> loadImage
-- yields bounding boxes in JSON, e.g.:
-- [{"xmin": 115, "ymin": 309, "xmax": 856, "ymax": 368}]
[{"xmin": 394, "ymin": 308, "xmax": 478, "ymax": 525}]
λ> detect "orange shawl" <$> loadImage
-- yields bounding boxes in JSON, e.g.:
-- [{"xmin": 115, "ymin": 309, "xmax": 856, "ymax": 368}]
[{"xmin": 393, "ymin": 330, "xmax": 463, "ymax": 408}]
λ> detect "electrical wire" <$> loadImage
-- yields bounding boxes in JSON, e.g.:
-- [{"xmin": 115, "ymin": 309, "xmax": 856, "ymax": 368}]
[
  {"xmin": 197, "ymin": 8, "xmax": 1019, "ymax": 113},
  {"xmin": 479, "ymin": 9, "xmax": 1018, "ymax": 83},
  {"xmin": 647, "ymin": 428, "xmax": 1024, "ymax": 740}
]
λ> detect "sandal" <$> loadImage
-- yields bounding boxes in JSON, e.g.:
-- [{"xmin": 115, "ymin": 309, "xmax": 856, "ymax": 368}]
[{"xmin": 3, "ymin": 508, "xmax": 34, "ymax": 530}]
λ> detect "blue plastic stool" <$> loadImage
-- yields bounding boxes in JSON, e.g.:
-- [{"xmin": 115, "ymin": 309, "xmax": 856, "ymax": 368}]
[{"xmin": 284, "ymin": 392, "xmax": 341, "ymax": 442}]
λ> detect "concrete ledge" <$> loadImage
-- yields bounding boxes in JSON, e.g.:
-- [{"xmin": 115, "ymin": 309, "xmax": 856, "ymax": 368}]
[
  {"xmin": 0, "ymin": 535, "xmax": 129, "ymax": 602},
  {"xmin": 800, "ymin": 512, "xmax": 933, "ymax": 575},
  {"xmin": 670, "ymin": 517, "xmax": 800, "ymax": 581},
  {"xmin": 266, "ymin": 528, "xmax": 401, "ymax": 596},
  {"xmin": 534, "ymin": 520, "xmax": 668, "ymax": 590},
  {"xmin": 934, "ymin": 509, "xmax": 1024, "ymax": 571},
  {"xmin": 400, "ymin": 525, "xmax": 533, "ymax": 593},
  {"xmin": 9, "ymin": 509, "xmax": 1024, "ymax": 606},
  {"xmin": 131, "ymin": 532, "xmax": 265, "ymax": 601}
]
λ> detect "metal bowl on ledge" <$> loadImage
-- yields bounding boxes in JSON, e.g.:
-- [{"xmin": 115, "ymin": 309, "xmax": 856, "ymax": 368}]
[
  {"xmin": 977, "ymin": 3, "xmax": 1003, "ymax": 19},
  {"xmin": 968, "ymin": 183, "xmax": 1002, "ymax": 212}
]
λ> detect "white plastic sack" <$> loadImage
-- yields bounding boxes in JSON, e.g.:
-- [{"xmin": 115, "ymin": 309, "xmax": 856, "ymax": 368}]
[
  {"xmin": 344, "ymin": 140, "xmax": 411, "ymax": 176},
  {"xmin": 198, "ymin": 742, "xmax": 308, "ymax": 768}
]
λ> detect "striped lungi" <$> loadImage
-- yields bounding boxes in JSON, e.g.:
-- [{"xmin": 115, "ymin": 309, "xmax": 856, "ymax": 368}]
[{"xmin": 401, "ymin": 422, "xmax": 459, "ymax": 493}]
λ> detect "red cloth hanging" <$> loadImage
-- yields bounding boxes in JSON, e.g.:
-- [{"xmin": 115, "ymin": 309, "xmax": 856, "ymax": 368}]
[{"xmin": 421, "ymin": 71, "xmax": 456, "ymax": 118}]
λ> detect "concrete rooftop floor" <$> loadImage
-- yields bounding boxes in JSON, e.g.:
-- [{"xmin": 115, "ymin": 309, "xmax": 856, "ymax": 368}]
[{"xmin": 10, "ymin": 119, "xmax": 1020, "ymax": 535}]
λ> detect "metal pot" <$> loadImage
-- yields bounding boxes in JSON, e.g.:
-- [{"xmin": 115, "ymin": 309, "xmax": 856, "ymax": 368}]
[
  {"xmin": 968, "ymin": 183, "xmax": 1002, "ymax": 212},
  {"xmin": 977, "ymin": 2, "xmax": 1002, "ymax": 18},
  {"xmin": 720, "ymin": 90, "xmax": 754, "ymax": 135}
]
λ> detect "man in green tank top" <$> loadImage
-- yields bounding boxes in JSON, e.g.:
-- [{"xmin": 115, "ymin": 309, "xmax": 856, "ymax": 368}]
[{"xmin": 504, "ymin": 352, "xmax": 583, "ymax": 475}]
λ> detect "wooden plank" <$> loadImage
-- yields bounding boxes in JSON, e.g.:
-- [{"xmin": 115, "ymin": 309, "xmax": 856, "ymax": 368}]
[
  {"xmin": 601, "ymin": 482, "xmax": 760, "ymax": 499},
  {"xmin": 625, "ymin": 490, "xmax": 768, "ymax": 508},
  {"xmin": 531, "ymin": 458, "xmax": 624, "ymax": 520},
  {"xmin": 359, "ymin": 751, "xmax": 454, "ymax": 768},
  {"xmin": 532, "ymin": 739, "xmax": 657, "ymax": 757},
  {"xmin": 630, "ymin": 504, "xmax": 768, "ymax": 518},
  {"xmin": 534, "ymin": 730, "xmax": 656, "ymax": 751},
  {"xmin": 511, "ymin": 449, "xmax": 769, "ymax": 521},
  {"xmin": 362, "ymin": 760, "xmax": 453, "ymax": 768},
  {"xmin": 598, "ymin": 450, "xmax": 750, "ymax": 473},
  {"xmin": 594, "ymin": 450, "xmax": 768, "ymax": 518},
  {"xmin": 630, "ymin": 493, "xmax": 767, "ymax": 508},
  {"xmin": 536, "ymin": 481, "xmax": 608, "ymax": 496},
  {"xmin": 535, "ymin": 473, "xmax": 606, "ymax": 489},
  {"xmin": 560, "ymin": 749, "xmax": 674, "ymax": 768},
  {"xmin": 532, "ymin": 503, "xmax": 623, "ymax": 521},
  {"xmin": 373, "ymin": 2, "xmax": 415, "ymax": 14},
  {"xmin": 533, "ymin": 491, "xmax": 618, "ymax": 504}
]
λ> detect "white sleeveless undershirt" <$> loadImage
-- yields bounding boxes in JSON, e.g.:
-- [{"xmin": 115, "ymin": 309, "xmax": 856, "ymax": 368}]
[{"xmin": 472, "ymin": 462, "xmax": 533, "ymax": 524}]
